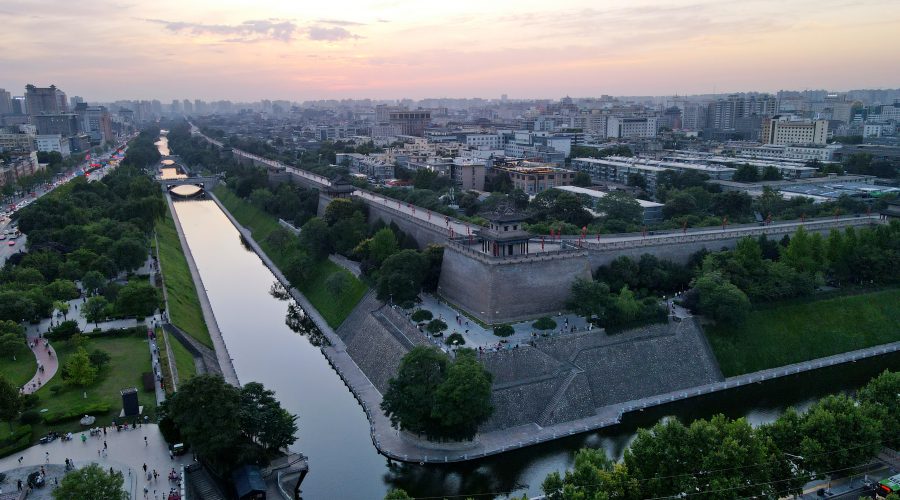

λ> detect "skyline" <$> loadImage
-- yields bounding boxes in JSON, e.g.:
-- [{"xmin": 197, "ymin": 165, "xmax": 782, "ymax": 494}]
[{"xmin": 2, "ymin": 0, "xmax": 900, "ymax": 102}]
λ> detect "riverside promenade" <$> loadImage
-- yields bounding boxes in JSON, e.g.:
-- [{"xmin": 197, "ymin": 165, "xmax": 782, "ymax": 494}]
[
  {"xmin": 207, "ymin": 190, "xmax": 900, "ymax": 464},
  {"xmin": 164, "ymin": 194, "xmax": 240, "ymax": 386}
]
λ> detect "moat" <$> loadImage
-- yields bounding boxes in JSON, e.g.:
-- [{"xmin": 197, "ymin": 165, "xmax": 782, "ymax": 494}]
[{"xmin": 169, "ymin": 195, "xmax": 900, "ymax": 499}]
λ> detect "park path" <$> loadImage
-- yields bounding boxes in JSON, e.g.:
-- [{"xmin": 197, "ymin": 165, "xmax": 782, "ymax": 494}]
[{"xmin": 21, "ymin": 341, "xmax": 58, "ymax": 394}]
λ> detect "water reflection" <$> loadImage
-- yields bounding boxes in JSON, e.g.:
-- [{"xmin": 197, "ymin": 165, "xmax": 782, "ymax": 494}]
[{"xmin": 285, "ymin": 303, "xmax": 330, "ymax": 347}]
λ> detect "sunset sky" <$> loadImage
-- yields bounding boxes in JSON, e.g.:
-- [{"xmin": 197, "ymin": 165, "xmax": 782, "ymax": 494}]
[{"xmin": 2, "ymin": 0, "xmax": 899, "ymax": 102}]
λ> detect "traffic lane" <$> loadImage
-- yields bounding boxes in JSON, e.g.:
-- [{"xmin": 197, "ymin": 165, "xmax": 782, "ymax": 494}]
[{"xmin": 0, "ymin": 234, "xmax": 26, "ymax": 266}]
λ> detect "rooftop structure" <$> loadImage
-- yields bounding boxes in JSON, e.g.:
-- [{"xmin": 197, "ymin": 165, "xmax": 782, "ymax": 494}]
[
  {"xmin": 493, "ymin": 162, "xmax": 576, "ymax": 195},
  {"xmin": 555, "ymin": 185, "xmax": 663, "ymax": 223}
]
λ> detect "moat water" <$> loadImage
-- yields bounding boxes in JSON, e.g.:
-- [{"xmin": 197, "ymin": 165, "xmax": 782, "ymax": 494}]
[{"xmin": 167, "ymin": 167, "xmax": 900, "ymax": 497}]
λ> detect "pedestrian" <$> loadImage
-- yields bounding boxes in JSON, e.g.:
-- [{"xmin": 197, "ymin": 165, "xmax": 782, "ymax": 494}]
[
  {"xmin": 143, "ymin": 463, "xmax": 148, "ymax": 473},
  {"xmin": 45, "ymin": 451, "xmax": 50, "ymax": 463},
  {"xmin": 17, "ymin": 479, "xmax": 22, "ymax": 491},
  {"xmin": 153, "ymin": 469, "xmax": 158, "ymax": 481},
  {"xmin": 144, "ymin": 485, "xmax": 149, "ymax": 498},
  {"xmin": 104, "ymin": 440, "xmax": 107, "ymax": 449},
  {"xmin": 17, "ymin": 456, "xmax": 22, "ymax": 465}
]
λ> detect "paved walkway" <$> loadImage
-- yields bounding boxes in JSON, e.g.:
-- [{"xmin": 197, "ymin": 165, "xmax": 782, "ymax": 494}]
[
  {"xmin": 0, "ymin": 424, "xmax": 191, "ymax": 500},
  {"xmin": 165, "ymin": 193, "xmax": 240, "ymax": 386},
  {"xmin": 147, "ymin": 331, "xmax": 166, "ymax": 405},
  {"xmin": 20, "ymin": 341, "xmax": 58, "ymax": 395}
]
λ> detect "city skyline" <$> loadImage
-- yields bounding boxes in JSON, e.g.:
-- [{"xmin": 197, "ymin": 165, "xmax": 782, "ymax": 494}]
[{"xmin": 2, "ymin": 0, "xmax": 899, "ymax": 102}]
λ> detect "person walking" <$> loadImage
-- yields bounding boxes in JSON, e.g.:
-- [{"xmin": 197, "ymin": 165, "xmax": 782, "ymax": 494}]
[{"xmin": 144, "ymin": 436, "xmax": 148, "ymax": 446}]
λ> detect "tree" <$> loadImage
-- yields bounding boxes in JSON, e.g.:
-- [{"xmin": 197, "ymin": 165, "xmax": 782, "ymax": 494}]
[
  {"xmin": 762, "ymin": 166, "xmax": 783, "ymax": 181},
  {"xmin": 165, "ymin": 374, "xmax": 244, "ymax": 470},
  {"xmin": 249, "ymin": 188, "xmax": 274, "ymax": 211},
  {"xmin": 573, "ymin": 171, "xmax": 592, "ymax": 187},
  {"xmin": 381, "ymin": 346, "xmax": 449, "ymax": 436},
  {"xmin": 0, "ymin": 332, "xmax": 26, "ymax": 361},
  {"xmin": 798, "ymin": 394, "xmax": 882, "ymax": 474},
  {"xmin": 81, "ymin": 270, "xmax": 107, "ymax": 295},
  {"xmin": 733, "ymin": 164, "xmax": 759, "ymax": 182},
  {"xmin": 859, "ymin": 370, "xmax": 900, "ymax": 450},
  {"xmin": 49, "ymin": 320, "xmax": 81, "ymax": 341},
  {"xmin": 426, "ymin": 319, "xmax": 447, "ymax": 335},
  {"xmin": 445, "ymin": 332, "xmax": 465, "ymax": 346},
  {"xmin": 89, "ymin": 349, "xmax": 112, "ymax": 369},
  {"xmin": 115, "ymin": 281, "xmax": 159, "ymax": 318},
  {"xmin": 298, "ymin": 217, "xmax": 331, "ymax": 261},
  {"xmin": 781, "ymin": 226, "xmax": 826, "ymax": 276},
  {"xmin": 627, "ymin": 173, "xmax": 648, "ymax": 190},
  {"xmin": 376, "ymin": 250, "xmax": 429, "ymax": 304},
  {"xmin": 384, "ymin": 489, "xmax": 413, "ymax": 500},
  {"xmin": 567, "ymin": 278, "xmax": 611, "ymax": 323},
  {"xmin": 53, "ymin": 463, "xmax": 127, "ymax": 500},
  {"xmin": 82, "ymin": 296, "xmax": 110, "ymax": 326},
  {"xmin": 239, "ymin": 382, "xmax": 298, "ymax": 452},
  {"xmin": 430, "ymin": 350, "xmax": 493, "ymax": 440},
  {"xmin": 0, "ymin": 375, "xmax": 22, "ymax": 429},
  {"xmin": 53, "ymin": 300, "xmax": 71, "ymax": 319},
  {"xmin": 45, "ymin": 280, "xmax": 80, "ymax": 301},
  {"xmin": 410, "ymin": 309, "xmax": 433, "ymax": 323},
  {"xmin": 596, "ymin": 191, "xmax": 643, "ymax": 226},
  {"xmin": 543, "ymin": 448, "xmax": 639, "ymax": 500},
  {"xmin": 692, "ymin": 272, "xmax": 750, "ymax": 325},
  {"xmin": 111, "ymin": 237, "xmax": 147, "ymax": 272},
  {"xmin": 64, "ymin": 347, "xmax": 98, "ymax": 386},
  {"xmin": 369, "ymin": 228, "xmax": 399, "ymax": 265}
]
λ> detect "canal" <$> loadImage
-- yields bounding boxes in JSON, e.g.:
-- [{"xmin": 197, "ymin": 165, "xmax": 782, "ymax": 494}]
[{"xmin": 171, "ymin": 196, "xmax": 900, "ymax": 499}]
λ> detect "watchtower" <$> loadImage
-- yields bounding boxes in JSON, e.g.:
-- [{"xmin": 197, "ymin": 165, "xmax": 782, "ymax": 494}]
[{"xmin": 478, "ymin": 207, "xmax": 530, "ymax": 257}]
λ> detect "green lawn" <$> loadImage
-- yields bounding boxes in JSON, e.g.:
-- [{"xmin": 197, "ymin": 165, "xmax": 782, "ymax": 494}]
[
  {"xmin": 296, "ymin": 259, "xmax": 368, "ymax": 328},
  {"xmin": 155, "ymin": 208, "xmax": 213, "ymax": 348},
  {"xmin": 169, "ymin": 334, "xmax": 197, "ymax": 383},
  {"xmin": 706, "ymin": 288, "xmax": 900, "ymax": 377},
  {"xmin": 0, "ymin": 350, "xmax": 36, "ymax": 388},
  {"xmin": 213, "ymin": 185, "xmax": 367, "ymax": 328},
  {"xmin": 27, "ymin": 334, "xmax": 156, "ymax": 439}
]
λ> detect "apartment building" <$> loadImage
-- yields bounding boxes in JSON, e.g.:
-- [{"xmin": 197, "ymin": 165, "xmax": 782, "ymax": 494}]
[
  {"xmin": 761, "ymin": 117, "xmax": 828, "ymax": 145},
  {"xmin": 493, "ymin": 162, "xmax": 576, "ymax": 195}
]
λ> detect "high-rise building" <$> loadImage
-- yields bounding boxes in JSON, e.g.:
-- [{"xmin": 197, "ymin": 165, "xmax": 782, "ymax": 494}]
[
  {"xmin": 33, "ymin": 113, "xmax": 80, "ymax": 136},
  {"xmin": 25, "ymin": 84, "xmax": 68, "ymax": 115},
  {"xmin": 182, "ymin": 99, "xmax": 193, "ymax": 114},
  {"xmin": 70, "ymin": 96, "xmax": 84, "ymax": 108},
  {"xmin": 0, "ymin": 89, "xmax": 12, "ymax": 115},
  {"xmin": 81, "ymin": 106, "xmax": 114, "ymax": 143}
]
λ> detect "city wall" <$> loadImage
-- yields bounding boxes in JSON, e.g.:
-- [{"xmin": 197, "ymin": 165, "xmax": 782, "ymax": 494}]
[{"xmin": 438, "ymin": 244, "xmax": 592, "ymax": 324}]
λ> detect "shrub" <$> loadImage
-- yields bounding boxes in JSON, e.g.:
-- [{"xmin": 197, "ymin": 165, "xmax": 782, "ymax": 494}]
[
  {"xmin": 445, "ymin": 333, "xmax": 465, "ymax": 346},
  {"xmin": 47, "ymin": 320, "xmax": 81, "ymax": 341},
  {"xmin": 426, "ymin": 319, "xmax": 447, "ymax": 335},
  {"xmin": 532, "ymin": 317, "xmax": 557, "ymax": 331},
  {"xmin": 410, "ymin": 309, "xmax": 433, "ymax": 323},
  {"xmin": 19, "ymin": 409, "xmax": 41, "ymax": 425},
  {"xmin": 42, "ymin": 403, "xmax": 111, "ymax": 425},
  {"xmin": 20, "ymin": 393, "xmax": 40, "ymax": 409},
  {"xmin": 493, "ymin": 324, "xmax": 514, "ymax": 337}
]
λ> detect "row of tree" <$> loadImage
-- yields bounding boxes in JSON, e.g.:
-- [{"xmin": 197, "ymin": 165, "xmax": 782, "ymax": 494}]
[{"xmin": 542, "ymin": 369, "xmax": 900, "ymax": 499}]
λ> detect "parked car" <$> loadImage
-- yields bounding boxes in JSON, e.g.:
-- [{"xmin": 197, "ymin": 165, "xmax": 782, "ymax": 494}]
[{"xmin": 39, "ymin": 431, "xmax": 60, "ymax": 444}]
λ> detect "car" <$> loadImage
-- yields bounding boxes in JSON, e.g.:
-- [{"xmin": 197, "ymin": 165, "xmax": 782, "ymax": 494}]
[
  {"xmin": 170, "ymin": 442, "xmax": 188, "ymax": 456},
  {"xmin": 7, "ymin": 241, "xmax": 14, "ymax": 246},
  {"xmin": 39, "ymin": 431, "xmax": 60, "ymax": 444},
  {"xmin": 0, "ymin": 234, "xmax": 5, "ymax": 240}
]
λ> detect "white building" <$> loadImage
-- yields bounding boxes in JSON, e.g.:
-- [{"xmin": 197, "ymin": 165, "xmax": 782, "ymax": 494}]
[
  {"xmin": 463, "ymin": 134, "xmax": 501, "ymax": 150},
  {"xmin": 607, "ymin": 116, "xmax": 658, "ymax": 139},
  {"xmin": 761, "ymin": 117, "xmax": 828, "ymax": 145},
  {"xmin": 35, "ymin": 134, "xmax": 71, "ymax": 157}
]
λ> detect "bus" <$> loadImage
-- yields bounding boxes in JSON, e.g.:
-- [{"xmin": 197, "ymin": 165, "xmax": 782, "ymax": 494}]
[{"xmin": 878, "ymin": 474, "xmax": 900, "ymax": 496}]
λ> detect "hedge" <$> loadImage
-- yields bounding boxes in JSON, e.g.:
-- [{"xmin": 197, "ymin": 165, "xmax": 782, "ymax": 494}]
[
  {"xmin": 0, "ymin": 425, "xmax": 32, "ymax": 447},
  {"xmin": 0, "ymin": 432, "xmax": 32, "ymax": 458},
  {"xmin": 42, "ymin": 403, "xmax": 111, "ymax": 425}
]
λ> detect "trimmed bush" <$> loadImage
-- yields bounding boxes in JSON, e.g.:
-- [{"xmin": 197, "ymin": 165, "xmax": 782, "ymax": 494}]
[
  {"xmin": 493, "ymin": 324, "xmax": 514, "ymax": 337},
  {"xmin": 445, "ymin": 333, "xmax": 465, "ymax": 346},
  {"xmin": 411, "ymin": 309, "xmax": 433, "ymax": 323},
  {"xmin": 19, "ymin": 410, "xmax": 41, "ymax": 425},
  {"xmin": 426, "ymin": 319, "xmax": 447, "ymax": 335},
  {"xmin": 532, "ymin": 317, "xmax": 557, "ymax": 331},
  {"xmin": 42, "ymin": 403, "xmax": 111, "ymax": 425}
]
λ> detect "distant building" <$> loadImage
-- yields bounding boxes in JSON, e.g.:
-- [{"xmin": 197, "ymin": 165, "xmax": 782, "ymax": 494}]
[
  {"xmin": 494, "ymin": 162, "xmax": 576, "ymax": 195},
  {"xmin": 389, "ymin": 110, "xmax": 431, "ymax": 136},
  {"xmin": 0, "ymin": 89, "xmax": 11, "ymax": 115},
  {"xmin": 25, "ymin": 84, "xmax": 68, "ymax": 115},
  {"xmin": 761, "ymin": 117, "xmax": 828, "ymax": 145},
  {"xmin": 607, "ymin": 116, "xmax": 657, "ymax": 139},
  {"xmin": 0, "ymin": 132, "xmax": 35, "ymax": 152},
  {"xmin": 451, "ymin": 158, "xmax": 485, "ymax": 191},
  {"xmin": 80, "ymin": 106, "xmax": 114, "ymax": 143},
  {"xmin": 33, "ymin": 113, "xmax": 80, "ymax": 136},
  {"xmin": 35, "ymin": 134, "xmax": 71, "ymax": 157}
]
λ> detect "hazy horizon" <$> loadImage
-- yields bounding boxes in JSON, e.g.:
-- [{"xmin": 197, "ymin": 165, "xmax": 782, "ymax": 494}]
[{"xmin": 2, "ymin": 0, "xmax": 899, "ymax": 102}]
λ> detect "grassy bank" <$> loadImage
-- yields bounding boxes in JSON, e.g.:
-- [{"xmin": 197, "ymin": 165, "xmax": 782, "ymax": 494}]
[
  {"xmin": 213, "ymin": 185, "xmax": 367, "ymax": 328},
  {"xmin": 155, "ymin": 208, "xmax": 213, "ymax": 348},
  {"xmin": 706, "ymin": 288, "xmax": 900, "ymax": 376}
]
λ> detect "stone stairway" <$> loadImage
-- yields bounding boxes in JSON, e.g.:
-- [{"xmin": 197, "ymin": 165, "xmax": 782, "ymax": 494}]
[
  {"xmin": 185, "ymin": 464, "xmax": 227, "ymax": 500},
  {"xmin": 537, "ymin": 369, "xmax": 581, "ymax": 427}
]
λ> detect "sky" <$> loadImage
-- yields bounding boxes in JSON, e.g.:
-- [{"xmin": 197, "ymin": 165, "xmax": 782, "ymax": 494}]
[{"xmin": 1, "ymin": 0, "xmax": 899, "ymax": 102}]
